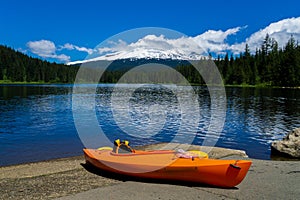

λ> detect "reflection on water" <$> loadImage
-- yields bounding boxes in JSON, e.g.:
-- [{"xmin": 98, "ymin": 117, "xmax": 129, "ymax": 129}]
[
  {"xmin": 0, "ymin": 85, "xmax": 82, "ymax": 166},
  {"xmin": 0, "ymin": 84, "xmax": 299, "ymax": 166},
  {"xmin": 221, "ymin": 88, "xmax": 300, "ymax": 158}
]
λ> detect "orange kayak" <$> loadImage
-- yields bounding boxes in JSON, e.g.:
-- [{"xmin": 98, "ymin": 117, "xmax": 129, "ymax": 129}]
[{"xmin": 83, "ymin": 148, "xmax": 251, "ymax": 188}]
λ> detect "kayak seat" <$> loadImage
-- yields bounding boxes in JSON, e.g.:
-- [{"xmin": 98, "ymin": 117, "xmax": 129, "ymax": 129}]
[{"xmin": 118, "ymin": 144, "xmax": 134, "ymax": 154}]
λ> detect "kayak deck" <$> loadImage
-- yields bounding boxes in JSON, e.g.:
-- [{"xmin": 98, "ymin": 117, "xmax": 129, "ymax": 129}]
[{"xmin": 84, "ymin": 148, "xmax": 251, "ymax": 188}]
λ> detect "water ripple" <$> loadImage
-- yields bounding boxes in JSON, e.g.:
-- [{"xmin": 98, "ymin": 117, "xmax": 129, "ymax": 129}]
[{"xmin": 0, "ymin": 85, "xmax": 299, "ymax": 166}]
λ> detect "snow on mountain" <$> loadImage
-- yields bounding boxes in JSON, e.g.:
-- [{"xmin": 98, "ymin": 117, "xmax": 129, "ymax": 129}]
[
  {"xmin": 67, "ymin": 48, "xmax": 204, "ymax": 65},
  {"xmin": 66, "ymin": 34, "xmax": 207, "ymax": 65}
]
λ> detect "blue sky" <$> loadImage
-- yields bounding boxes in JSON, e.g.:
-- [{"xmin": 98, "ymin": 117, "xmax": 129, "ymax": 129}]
[{"xmin": 1, "ymin": 0, "xmax": 300, "ymax": 63}]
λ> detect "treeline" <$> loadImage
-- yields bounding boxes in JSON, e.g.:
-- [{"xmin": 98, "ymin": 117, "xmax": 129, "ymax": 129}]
[
  {"xmin": 0, "ymin": 35, "xmax": 300, "ymax": 87},
  {"xmin": 177, "ymin": 35, "xmax": 300, "ymax": 87},
  {"xmin": 0, "ymin": 45, "xmax": 78, "ymax": 83},
  {"xmin": 219, "ymin": 35, "xmax": 300, "ymax": 87}
]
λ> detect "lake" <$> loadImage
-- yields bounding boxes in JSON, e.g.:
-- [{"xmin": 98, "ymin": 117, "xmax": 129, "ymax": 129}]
[{"xmin": 0, "ymin": 84, "xmax": 299, "ymax": 166}]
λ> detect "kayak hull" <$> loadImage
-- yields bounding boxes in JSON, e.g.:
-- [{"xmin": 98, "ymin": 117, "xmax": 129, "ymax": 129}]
[{"xmin": 83, "ymin": 148, "xmax": 251, "ymax": 188}]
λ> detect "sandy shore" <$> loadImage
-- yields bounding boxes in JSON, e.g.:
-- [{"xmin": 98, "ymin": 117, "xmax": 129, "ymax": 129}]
[{"xmin": 0, "ymin": 145, "xmax": 299, "ymax": 200}]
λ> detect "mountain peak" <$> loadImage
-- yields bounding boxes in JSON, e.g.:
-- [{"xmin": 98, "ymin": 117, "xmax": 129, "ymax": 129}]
[{"xmin": 67, "ymin": 47, "xmax": 204, "ymax": 65}]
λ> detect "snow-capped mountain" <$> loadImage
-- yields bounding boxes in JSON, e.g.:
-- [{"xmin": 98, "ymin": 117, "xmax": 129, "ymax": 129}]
[{"xmin": 67, "ymin": 47, "xmax": 204, "ymax": 65}]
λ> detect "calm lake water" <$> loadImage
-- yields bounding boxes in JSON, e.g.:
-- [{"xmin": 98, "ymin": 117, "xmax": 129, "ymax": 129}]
[{"xmin": 0, "ymin": 84, "xmax": 299, "ymax": 166}]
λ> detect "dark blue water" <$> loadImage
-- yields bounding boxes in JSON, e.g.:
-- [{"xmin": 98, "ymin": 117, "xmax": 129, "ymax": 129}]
[{"xmin": 0, "ymin": 84, "xmax": 299, "ymax": 166}]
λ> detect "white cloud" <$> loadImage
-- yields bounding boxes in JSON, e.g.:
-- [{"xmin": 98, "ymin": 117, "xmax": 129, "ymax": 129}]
[
  {"xmin": 27, "ymin": 40, "xmax": 56, "ymax": 56},
  {"xmin": 230, "ymin": 17, "xmax": 300, "ymax": 54},
  {"xmin": 60, "ymin": 43, "xmax": 94, "ymax": 54},
  {"xmin": 27, "ymin": 40, "xmax": 95, "ymax": 63},
  {"xmin": 95, "ymin": 27, "xmax": 243, "ymax": 59},
  {"xmin": 53, "ymin": 54, "xmax": 71, "ymax": 62},
  {"xmin": 196, "ymin": 27, "xmax": 243, "ymax": 43},
  {"xmin": 193, "ymin": 27, "xmax": 244, "ymax": 54},
  {"xmin": 29, "ymin": 17, "xmax": 300, "ymax": 63},
  {"xmin": 95, "ymin": 17, "xmax": 300, "ymax": 59},
  {"xmin": 27, "ymin": 40, "xmax": 70, "ymax": 62}
]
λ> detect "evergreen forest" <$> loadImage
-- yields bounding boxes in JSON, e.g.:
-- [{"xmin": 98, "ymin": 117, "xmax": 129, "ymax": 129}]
[{"xmin": 0, "ymin": 34, "xmax": 299, "ymax": 87}]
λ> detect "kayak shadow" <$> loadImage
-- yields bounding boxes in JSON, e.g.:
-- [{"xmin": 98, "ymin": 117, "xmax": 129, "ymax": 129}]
[{"xmin": 80, "ymin": 162, "xmax": 239, "ymax": 190}]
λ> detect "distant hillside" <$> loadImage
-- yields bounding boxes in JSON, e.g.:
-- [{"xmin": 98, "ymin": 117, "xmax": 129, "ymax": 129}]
[
  {"xmin": 1, "ymin": 34, "xmax": 300, "ymax": 87},
  {"xmin": 0, "ymin": 45, "xmax": 78, "ymax": 83},
  {"xmin": 0, "ymin": 45, "xmax": 191, "ymax": 84},
  {"xmin": 70, "ymin": 35, "xmax": 300, "ymax": 87}
]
